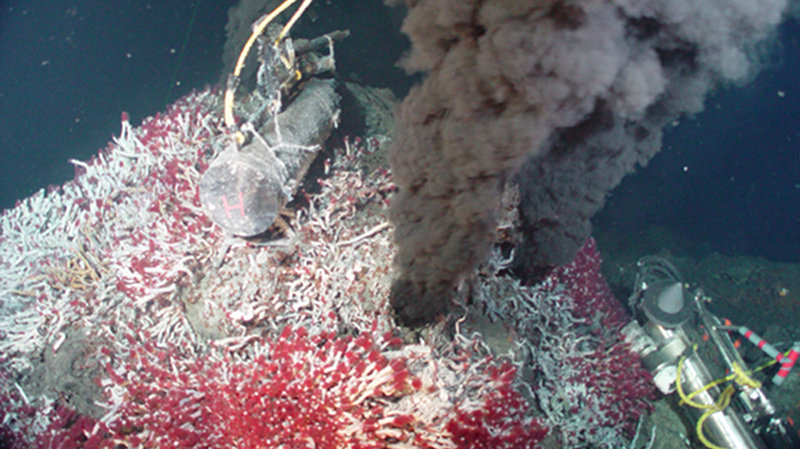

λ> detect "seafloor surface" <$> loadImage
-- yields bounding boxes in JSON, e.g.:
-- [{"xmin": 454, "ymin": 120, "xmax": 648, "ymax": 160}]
[
  {"xmin": 596, "ymin": 224, "xmax": 800, "ymax": 427},
  {"xmin": 0, "ymin": 79, "xmax": 796, "ymax": 449},
  {"xmin": 0, "ymin": 83, "xmax": 660, "ymax": 448}
]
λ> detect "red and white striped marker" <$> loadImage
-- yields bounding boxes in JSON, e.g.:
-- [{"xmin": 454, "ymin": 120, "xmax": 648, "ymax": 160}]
[
  {"xmin": 773, "ymin": 344, "xmax": 799, "ymax": 386},
  {"xmin": 736, "ymin": 326, "xmax": 798, "ymax": 385},
  {"xmin": 739, "ymin": 326, "xmax": 781, "ymax": 359}
]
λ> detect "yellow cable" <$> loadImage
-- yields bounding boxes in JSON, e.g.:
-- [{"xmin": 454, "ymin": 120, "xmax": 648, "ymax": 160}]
[
  {"xmin": 696, "ymin": 384, "xmax": 734, "ymax": 449},
  {"xmin": 676, "ymin": 351, "xmax": 771, "ymax": 449},
  {"xmin": 752, "ymin": 357, "xmax": 778, "ymax": 375},
  {"xmin": 223, "ymin": 87, "xmax": 240, "ymax": 137},
  {"xmin": 682, "ymin": 375, "xmax": 729, "ymax": 407},
  {"xmin": 731, "ymin": 362, "xmax": 761, "ymax": 389},
  {"xmin": 678, "ymin": 357, "xmax": 763, "ymax": 407},
  {"xmin": 276, "ymin": 0, "xmax": 313, "ymax": 43},
  {"xmin": 234, "ymin": 0, "xmax": 298, "ymax": 78},
  {"xmin": 676, "ymin": 354, "xmax": 714, "ymax": 409},
  {"xmin": 223, "ymin": 0, "xmax": 314, "ymax": 131}
]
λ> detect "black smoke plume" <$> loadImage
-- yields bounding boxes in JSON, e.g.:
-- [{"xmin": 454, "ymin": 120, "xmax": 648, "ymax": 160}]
[{"xmin": 387, "ymin": 0, "xmax": 788, "ymax": 326}]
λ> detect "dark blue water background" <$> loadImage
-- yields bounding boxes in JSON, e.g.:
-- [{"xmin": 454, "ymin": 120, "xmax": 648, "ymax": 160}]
[
  {"xmin": 0, "ymin": 0, "xmax": 407, "ymax": 211},
  {"xmin": 0, "ymin": 1, "xmax": 797, "ymax": 263},
  {"xmin": 595, "ymin": 19, "xmax": 800, "ymax": 263},
  {"xmin": 0, "ymin": 0, "xmax": 238, "ymax": 208}
]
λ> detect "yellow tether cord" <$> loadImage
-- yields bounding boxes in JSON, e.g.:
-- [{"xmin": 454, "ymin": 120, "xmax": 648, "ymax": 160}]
[
  {"xmin": 223, "ymin": 0, "xmax": 314, "ymax": 132},
  {"xmin": 276, "ymin": 0, "xmax": 313, "ymax": 44},
  {"xmin": 675, "ymin": 349, "xmax": 772, "ymax": 449},
  {"xmin": 675, "ymin": 353, "xmax": 713, "ymax": 409},
  {"xmin": 695, "ymin": 384, "xmax": 735, "ymax": 449}
]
